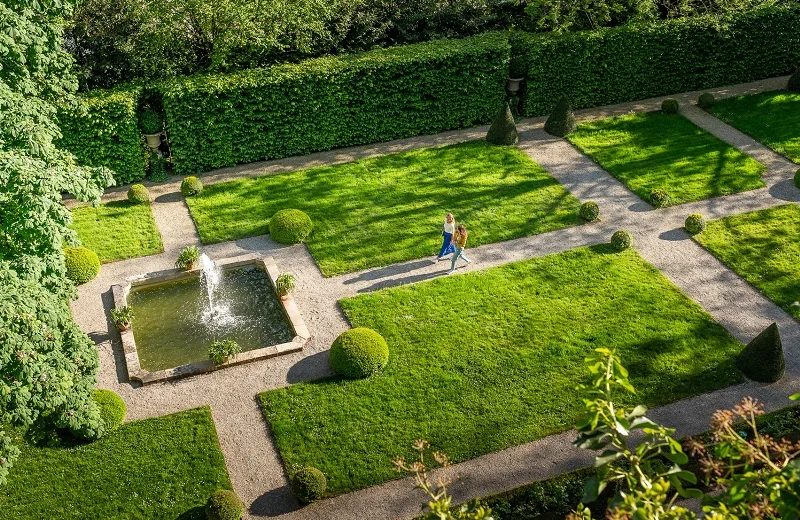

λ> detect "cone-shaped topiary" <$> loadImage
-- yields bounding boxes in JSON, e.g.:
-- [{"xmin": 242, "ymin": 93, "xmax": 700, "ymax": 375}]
[
  {"xmin": 65, "ymin": 246, "xmax": 100, "ymax": 284},
  {"xmin": 794, "ymin": 168, "xmax": 800, "ymax": 189},
  {"xmin": 329, "ymin": 328, "xmax": 389, "ymax": 378},
  {"xmin": 684, "ymin": 213, "xmax": 706, "ymax": 235},
  {"xmin": 661, "ymin": 99, "xmax": 679, "ymax": 114},
  {"xmin": 579, "ymin": 201, "xmax": 599, "ymax": 222},
  {"xmin": 93, "ymin": 389, "xmax": 126, "ymax": 433},
  {"xmin": 544, "ymin": 98, "xmax": 576, "ymax": 137},
  {"xmin": 127, "ymin": 183, "xmax": 149, "ymax": 204},
  {"xmin": 181, "ymin": 176, "xmax": 203, "ymax": 197},
  {"xmin": 269, "ymin": 209, "xmax": 313, "ymax": 244},
  {"xmin": 789, "ymin": 69, "xmax": 800, "ymax": 92},
  {"xmin": 205, "ymin": 490, "xmax": 244, "ymax": 520},
  {"xmin": 736, "ymin": 322, "xmax": 785, "ymax": 383},
  {"xmin": 611, "ymin": 230, "xmax": 633, "ymax": 251},
  {"xmin": 292, "ymin": 467, "xmax": 327, "ymax": 504},
  {"xmin": 486, "ymin": 102, "xmax": 518, "ymax": 145},
  {"xmin": 697, "ymin": 93, "xmax": 715, "ymax": 109}
]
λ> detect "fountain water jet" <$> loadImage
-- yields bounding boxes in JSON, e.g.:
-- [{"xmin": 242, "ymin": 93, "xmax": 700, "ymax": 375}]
[{"xmin": 200, "ymin": 253, "xmax": 235, "ymax": 328}]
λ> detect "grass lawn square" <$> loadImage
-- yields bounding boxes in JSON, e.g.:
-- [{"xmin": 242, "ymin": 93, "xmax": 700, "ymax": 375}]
[
  {"xmin": 694, "ymin": 204, "xmax": 800, "ymax": 319},
  {"xmin": 0, "ymin": 407, "xmax": 231, "ymax": 520},
  {"xmin": 71, "ymin": 200, "xmax": 163, "ymax": 263},
  {"xmin": 259, "ymin": 245, "xmax": 743, "ymax": 495},
  {"xmin": 709, "ymin": 91, "xmax": 800, "ymax": 164},
  {"xmin": 185, "ymin": 140, "xmax": 582, "ymax": 276},
  {"xmin": 567, "ymin": 112, "xmax": 766, "ymax": 205}
]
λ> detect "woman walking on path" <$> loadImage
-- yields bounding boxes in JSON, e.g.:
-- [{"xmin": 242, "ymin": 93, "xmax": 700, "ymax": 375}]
[
  {"xmin": 433, "ymin": 213, "xmax": 456, "ymax": 263},
  {"xmin": 447, "ymin": 224, "xmax": 471, "ymax": 274}
]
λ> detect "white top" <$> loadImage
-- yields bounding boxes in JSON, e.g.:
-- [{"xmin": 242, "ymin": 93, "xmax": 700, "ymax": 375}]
[{"xmin": 443, "ymin": 220, "xmax": 455, "ymax": 234}]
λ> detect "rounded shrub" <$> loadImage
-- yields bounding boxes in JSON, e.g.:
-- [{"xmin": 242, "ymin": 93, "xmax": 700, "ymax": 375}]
[
  {"xmin": 649, "ymin": 188, "xmax": 670, "ymax": 208},
  {"xmin": 65, "ymin": 246, "xmax": 100, "ymax": 284},
  {"xmin": 269, "ymin": 209, "xmax": 313, "ymax": 244},
  {"xmin": 181, "ymin": 176, "xmax": 203, "ymax": 197},
  {"xmin": 93, "ymin": 389, "xmax": 126, "ymax": 432},
  {"xmin": 661, "ymin": 99, "xmax": 679, "ymax": 114},
  {"xmin": 794, "ymin": 168, "xmax": 800, "ymax": 189},
  {"xmin": 329, "ymin": 328, "xmax": 389, "ymax": 379},
  {"xmin": 697, "ymin": 92, "xmax": 716, "ymax": 109},
  {"xmin": 579, "ymin": 201, "xmax": 599, "ymax": 222},
  {"xmin": 127, "ymin": 183, "xmax": 150, "ymax": 204},
  {"xmin": 291, "ymin": 467, "xmax": 327, "ymax": 504},
  {"xmin": 684, "ymin": 213, "xmax": 706, "ymax": 235},
  {"xmin": 205, "ymin": 490, "xmax": 244, "ymax": 520},
  {"xmin": 610, "ymin": 230, "xmax": 633, "ymax": 251}
]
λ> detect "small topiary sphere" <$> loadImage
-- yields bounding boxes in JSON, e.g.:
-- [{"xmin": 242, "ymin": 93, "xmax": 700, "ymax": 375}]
[
  {"xmin": 127, "ymin": 183, "xmax": 150, "ymax": 204},
  {"xmin": 579, "ymin": 201, "xmax": 599, "ymax": 222},
  {"xmin": 329, "ymin": 328, "xmax": 389, "ymax": 379},
  {"xmin": 292, "ymin": 467, "xmax": 327, "ymax": 504},
  {"xmin": 65, "ymin": 246, "xmax": 100, "ymax": 284},
  {"xmin": 181, "ymin": 176, "xmax": 203, "ymax": 197},
  {"xmin": 93, "ymin": 389, "xmax": 126, "ymax": 432},
  {"xmin": 684, "ymin": 213, "xmax": 706, "ymax": 235},
  {"xmin": 794, "ymin": 168, "xmax": 800, "ymax": 189},
  {"xmin": 269, "ymin": 209, "xmax": 313, "ymax": 245},
  {"xmin": 649, "ymin": 188, "xmax": 670, "ymax": 208},
  {"xmin": 697, "ymin": 93, "xmax": 716, "ymax": 109},
  {"xmin": 205, "ymin": 490, "xmax": 244, "ymax": 520},
  {"xmin": 661, "ymin": 99, "xmax": 679, "ymax": 114},
  {"xmin": 611, "ymin": 230, "xmax": 633, "ymax": 251}
]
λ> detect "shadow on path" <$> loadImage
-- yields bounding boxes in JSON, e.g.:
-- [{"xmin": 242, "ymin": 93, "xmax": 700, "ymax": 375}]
[
  {"xmin": 343, "ymin": 259, "xmax": 432, "ymax": 285},
  {"xmin": 250, "ymin": 485, "xmax": 299, "ymax": 517},
  {"xmin": 286, "ymin": 350, "xmax": 332, "ymax": 384}
]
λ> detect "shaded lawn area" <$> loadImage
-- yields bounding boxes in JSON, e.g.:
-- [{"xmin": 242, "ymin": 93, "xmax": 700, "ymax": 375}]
[
  {"xmin": 71, "ymin": 200, "xmax": 163, "ymax": 263},
  {"xmin": 709, "ymin": 91, "xmax": 800, "ymax": 164},
  {"xmin": 567, "ymin": 112, "xmax": 765, "ymax": 205},
  {"xmin": 0, "ymin": 407, "xmax": 231, "ymax": 520},
  {"xmin": 260, "ymin": 246, "xmax": 743, "ymax": 495},
  {"xmin": 695, "ymin": 204, "xmax": 800, "ymax": 320},
  {"xmin": 185, "ymin": 140, "xmax": 581, "ymax": 276}
]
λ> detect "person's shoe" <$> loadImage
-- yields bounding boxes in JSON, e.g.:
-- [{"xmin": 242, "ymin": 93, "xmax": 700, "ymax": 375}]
[
  {"xmin": 447, "ymin": 269, "xmax": 455, "ymax": 275},
  {"xmin": 432, "ymin": 257, "xmax": 439, "ymax": 263}
]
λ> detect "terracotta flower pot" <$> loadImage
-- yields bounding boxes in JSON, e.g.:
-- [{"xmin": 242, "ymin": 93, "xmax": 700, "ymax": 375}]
[{"xmin": 116, "ymin": 321, "xmax": 131, "ymax": 331}]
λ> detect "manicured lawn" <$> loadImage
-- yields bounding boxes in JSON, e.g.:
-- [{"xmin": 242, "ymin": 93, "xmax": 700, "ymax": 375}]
[
  {"xmin": 694, "ymin": 204, "xmax": 800, "ymax": 320},
  {"xmin": 71, "ymin": 200, "xmax": 163, "ymax": 263},
  {"xmin": 709, "ymin": 91, "xmax": 800, "ymax": 164},
  {"xmin": 568, "ymin": 112, "xmax": 766, "ymax": 205},
  {"xmin": 185, "ymin": 140, "xmax": 582, "ymax": 276},
  {"xmin": 260, "ymin": 245, "xmax": 743, "ymax": 495},
  {"xmin": 0, "ymin": 407, "xmax": 231, "ymax": 520}
]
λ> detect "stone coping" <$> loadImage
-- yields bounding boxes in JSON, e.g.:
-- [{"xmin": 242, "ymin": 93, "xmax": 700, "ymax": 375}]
[{"xmin": 111, "ymin": 253, "xmax": 310, "ymax": 385}]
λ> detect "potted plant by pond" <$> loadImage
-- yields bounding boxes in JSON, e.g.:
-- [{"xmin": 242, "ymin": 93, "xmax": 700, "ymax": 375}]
[
  {"xmin": 208, "ymin": 339, "xmax": 241, "ymax": 365},
  {"xmin": 507, "ymin": 56, "xmax": 526, "ymax": 92},
  {"xmin": 110, "ymin": 305, "xmax": 135, "ymax": 331},
  {"xmin": 175, "ymin": 245, "xmax": 200, "ymax": 271},
  {"xmin": 275, "ymin": 273, "xmax": 296, "ymax": 300},
  {"xmin": 140, "ymin": 108, "xmax": 164, "ymax": 149}
]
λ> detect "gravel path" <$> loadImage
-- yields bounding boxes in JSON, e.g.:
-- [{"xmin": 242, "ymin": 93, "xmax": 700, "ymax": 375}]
[{"xmin": 69, "ymin": 75, "xmax": 800, "ymax": 519}]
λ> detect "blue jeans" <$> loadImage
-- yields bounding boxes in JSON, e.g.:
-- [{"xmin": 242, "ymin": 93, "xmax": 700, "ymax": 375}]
[
  {"xmin": 450, "ymin": 246, "xmax": 470, "ymax": 270},
  {"xmin": 437, "ymin": 232, "xmax": 455, "ymax": 258}
]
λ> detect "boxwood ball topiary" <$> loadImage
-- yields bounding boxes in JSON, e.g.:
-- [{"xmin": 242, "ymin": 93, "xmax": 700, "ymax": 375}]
[
  {"xmin": 543, "ymin": 98, "xmax": 576, "ymax": 137},
  {"xmin": 579, "ymin": 201, "xmax": 599, "ymax": 222},
  {"xmin": 485, "ymin": 102, "xmax": 518, "ymax": 145},
  {"xmin": 611, "ymin": 230, "xmax": 633, "ymax": 251},
  {"xmin": 329, "ymin": 328, "xmax": 389, "ymax": 379},
  {"xmin": 205, "ymin": 490, "xmax": 244, "ymax": 520},
  {"xmin": 684, "ymin": 213, "xmax": 706, "ymax": 235},
  {"xmin": 649, "ymin": 188, "xmax": 670, "ymax": 208},
  {"xmin": 269, "ymin": 209, "xmax": 313, "ymax": 244},
  {"xmin": 736, "ymin": 322, "xmax": 785, "ymax": 383},
  {"xmin": 794, "ymin": 168, "xmax": 800, "ymax": 189},
  {"xmin": 661, "ymin": 99, "xmax": 679, "ymax": 114},
  {"xmin": 789, "ymin": 69, "xmax": 800, "ymax": 92},
  {"xmin": 127, "ymin": 183, "xmax": 149, "ymax": 204},
  {"xmin": 697, "ymin": 92, "xmax": 715, "ymax": 109},
  {"xmin": 181, "ymin": 176, "xmax": 203, "ymax": 197},
  {"xmin": 93, "ymin": 389, "xmax": 126, "ymax": 432},
  {"xmin": 292, "ymin": 467, "xmax": 327, "ymax": 504},
  {"xmin": 65, "ymin": 246, "xmax": 101, "ymax": 284}
]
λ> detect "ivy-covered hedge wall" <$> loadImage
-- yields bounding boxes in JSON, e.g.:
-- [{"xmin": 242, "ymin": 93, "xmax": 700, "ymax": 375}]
[
  {"xmin": 161, "ymin": 33, "xmax": 509, "ymax": 175},
  {"xmin": 513, "ymin": 4, "xmax": 800, "ymax": 116},
  {"xmin": 57, "ymin": 87, "xmax": 146, "ymax": 184}
]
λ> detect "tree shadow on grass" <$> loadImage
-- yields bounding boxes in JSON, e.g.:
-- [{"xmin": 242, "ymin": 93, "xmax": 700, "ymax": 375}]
[{"xmin": 174, "ymin": 505, "xmax": 205, "ymax": 520}]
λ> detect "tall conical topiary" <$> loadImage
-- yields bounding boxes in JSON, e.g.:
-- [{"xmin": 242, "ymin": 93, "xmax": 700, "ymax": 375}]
[
  {"xmin": 544, "ymin": 98, "xmax": 576, "ymax": 137},
  {"xmin": 736, "ymin": 322, "xmax": 785, "ymax": 383},
  {"xmin": 789, "ymin": 69, "xmax": 800, "ymax": 92},
  {"xmin": 486, "ymin": 102, "xmax": 519, "ymax": 145}
]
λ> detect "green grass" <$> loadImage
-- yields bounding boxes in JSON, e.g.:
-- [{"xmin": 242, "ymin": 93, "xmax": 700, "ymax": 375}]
[
  {"xmin": 567, "ymin": 111, "xmax": 766, "ymax": 205},
  {"xmin": 0, "ymin": 407, "xmax": 231, "ymax": 520},
  {"xmin": 71, "ymin": 200, "xmax": 163, "ymax": 263},
  {"xmin": 185, "ymin": 140, "xmax": 582, "ymax": 275},
  {"xmin": 260, "ymin": 245, "xmax": 743, "ymax": 495},
  {"xmin": 709, "ymin": 91, "xmax": 800, "ymax": 164},
  {"xmin": 695, "ymin": 204, "xmax": 800, "ymax": 320}
]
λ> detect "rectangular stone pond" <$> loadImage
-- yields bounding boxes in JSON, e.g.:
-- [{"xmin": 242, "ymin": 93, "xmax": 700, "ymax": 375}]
[{"xmin": 112, "ymin": 255, "xmax": 310, "ymax": 385}]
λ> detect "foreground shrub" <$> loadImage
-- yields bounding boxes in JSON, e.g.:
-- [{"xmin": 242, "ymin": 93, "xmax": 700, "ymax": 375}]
[
  {"xmin": 543, "ymin": 98, "xmax": 576, "ymax": 137},
  {"xmin": 579, "ymin": 201, "xmax": 599, "ymax": 222},
  {"xmin": 794, "ymin": 168, "xmax": 800, "ymax": 189},
  {"xmin": 737, "ymin": 322, "xmax": 785, "ymax": 383},
  {"xmin": 269, "ymin": 209, "xmax": 313, "ymax": 244},
  {"xmin": 139, "ymin": 108, "xmax": 163, "ymax": 135},
  {"xmin": 65, "ymin": 246, "xmax": 101, "ymax": 284},
  {"xmin": 485, "ymin": 102, "xmax": 518, "ymax": 145},
  {"xmin": 292, "ymin": 467, "xmax": 327, "ymax": 504},
  {"xmin": 789, "ymin": 69, "xmax": 800, "ymax": 92},
  {"xmin": 181, "ymin": 176, "xmax": 203, "ymax": 197},
  {"xmin": 697, "ymin": 92, "xmax": 716, "ymax": 109},
  {"xmin": 329, "ymin": 328, "xmax": 389, "ymax": 379},
  {"xmin": 685, "ymin": 213, "xmax": 706, "ymax": 235},
  {"xmin": 611, "ymin": 231, "xmax": 633, "ymax": 251},
  {"xmin": 127, "ymin": 183, "xmax": 149, "ymax": 204},
  {"xmin": 649, "ymin": 188, "xmax": 670, "ymax": 208},
  {"xmin": 175, "ymin": 245, "xmax": 200, "ymax": 270},
  {"xmin": 205, "ymin": 490, "xmax": 243, "ymax": 520},
  {"xmin": 208, "ymin": 339, "xmax": 241, "ymax": 365},
  {"xmin": 661, "ymin": 99, "xmax": 679, "ymax": 114},
  {"xmin": 93, "ymin": 389, "xmax": 126, "ymax": 432}
]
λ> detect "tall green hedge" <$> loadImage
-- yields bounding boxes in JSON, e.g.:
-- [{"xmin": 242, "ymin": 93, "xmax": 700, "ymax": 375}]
[
  {"xmin": 57, "ymin": 87, "xmax": 146, "ymax": 184},
  {"xmin": 512, "ymin": 5, "xmax": 800, "ymax": 116},
  {"xmin": 161, "ymin": 33, "xmax": 509, "ymax": 175}
]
